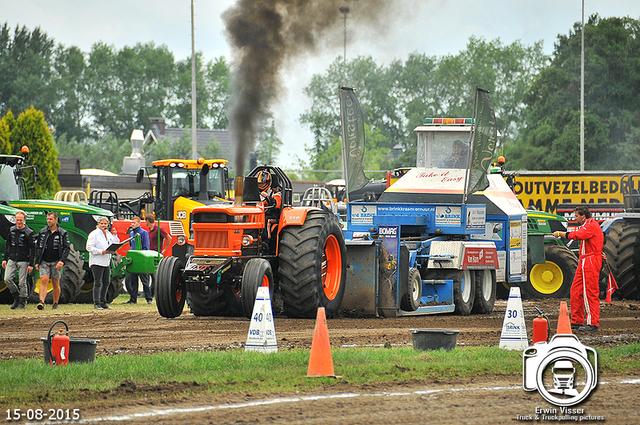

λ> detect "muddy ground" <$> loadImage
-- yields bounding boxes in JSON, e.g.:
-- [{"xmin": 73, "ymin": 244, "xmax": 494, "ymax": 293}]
[{"xmin": 1, "ymin": 297, "xmax": 639, "ymax": 423}]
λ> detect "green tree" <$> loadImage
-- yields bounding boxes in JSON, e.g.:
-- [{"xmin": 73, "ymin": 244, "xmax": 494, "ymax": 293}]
[
  {"xmin": 301, "ymin": 38, "xmax": 546, "ymax": 177},
  {"xmin": 0, "ymin": 109, "xmax": 16, "ymax": 153},
  {"xmin": 255, "ymin": 119, "xmax": 282, "ymax": 165},
  {"xmin": 55, "ymin": 133, "xmax": 131, "ymax": 174},
  {"xmin": 199, "ymin": 139, "xmax": 223, "ymax": 160},
  {"xmin": 205, "ymin": 57, "xmax": 231, "ymax": 129},
  {"xmin": 0, "ymin": 24, "xmax": 56, "ymax": 120},
  {"xmin": 85, "ymin": 42, "xmax": 176, "ymax": 139},
  {"xmin": 506, "ymin": 15, "xmax": 640, "ymax": 170},
  {"xmin": 12, "ymin": 107, "xmax": 60, "ymax": 197},
  {"xmin": 50, "ymin": 45, "xmax": 89, "ymax": 141},
  {"xmin": 172, "ymin": 53, "xmax": 209, "ymax": 130},
  {"xmin": 147, "ymin": 131, "xmax": 192, "ymax": 162}
]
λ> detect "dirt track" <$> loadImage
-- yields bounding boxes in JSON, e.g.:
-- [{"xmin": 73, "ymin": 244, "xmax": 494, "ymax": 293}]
[{"xmin": 1, "ymin": 297, "xmax": 639, "ymax": 423}]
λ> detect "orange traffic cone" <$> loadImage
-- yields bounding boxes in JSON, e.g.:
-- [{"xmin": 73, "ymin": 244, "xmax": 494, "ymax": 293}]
[
  {"xmin": 307, "ymin": 307, "xmax": 335, "ymax": 377},
  {"xmin": 556, "ymin": 301, "xmax": 572, "ymax": 335}
]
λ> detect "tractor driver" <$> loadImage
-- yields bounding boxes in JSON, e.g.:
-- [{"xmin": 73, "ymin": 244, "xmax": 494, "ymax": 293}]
[
  {"xmin": 257, "ymin": 170, "xmax": 282, "ymax": 211},
  {"xmin": 257, "ymin": 170, "xmax": 282, "ymax": 242}
]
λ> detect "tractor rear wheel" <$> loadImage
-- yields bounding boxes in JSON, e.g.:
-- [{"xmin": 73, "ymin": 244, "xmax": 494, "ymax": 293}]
[
  {"xmin": 278, "ymin": 211, "xmax": 347, "ymax": 318},
  {"xmin": 156, "ymin": 256, "xmax": 186, "ymax": 318},
  {"xmin": 241, "ymin": 258, "xmax": 274, "ymax": 318},
  {"xmin": 453, "ymin": 269, "xmax": 475, "ymax": 316},
  {"xmin": 523, "ymin": 243, "xmax": 577, "ymax": 299},
  {"xmin": 400, "ymin": 267, "xmax": 422, "ymax": 311},
  {"xmin": 472, "ymin": 269, "xmax": 497, "ymax": 314},
  {"xmin": 604, "ymin": 220, "xmax": 640, "ymax": 299},
  {"xmin": 29, "ymin": 246, "xmax": 85, "ymax": 304}
]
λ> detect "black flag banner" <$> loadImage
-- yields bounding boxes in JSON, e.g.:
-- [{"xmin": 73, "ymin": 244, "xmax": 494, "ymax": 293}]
[
  {"xmin": 466, "ymin": 87, "xmax": 498, "ymax": 195},
  {"xmin": 340, "ymin": 87, "xmax": 369, "ymax": 198}
]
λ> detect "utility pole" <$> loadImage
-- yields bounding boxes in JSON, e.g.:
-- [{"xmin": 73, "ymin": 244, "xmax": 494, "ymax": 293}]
[
  {"xmin": 580, "ymin": 0, "xmax": 585, "ymax": 171},
  {"xmin": 191, "ymin": 0, "xmax": 198, "ymax": 160},
  {"xmin": 339, "ymin": 6, "xmax": 350, "ymax": 86}
]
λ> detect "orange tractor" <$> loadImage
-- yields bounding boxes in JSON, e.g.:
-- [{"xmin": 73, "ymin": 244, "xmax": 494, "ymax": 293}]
[{"xmin": 155, "ymin": 166, "xmax": 347, "ymax": 319}]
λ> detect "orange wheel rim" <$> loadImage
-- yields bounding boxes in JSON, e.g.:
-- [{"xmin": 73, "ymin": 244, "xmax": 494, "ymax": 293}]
[
  {"xmin": 175, "ymin": 273, "xmax": 183, "ymax": 302},
  {"xmin": 261, "ymin": 274, "xmax": 270, "ymax": 288},
  {"xmin": 322, "ymin": 234, "xmax": 342, "ymax": 300}
]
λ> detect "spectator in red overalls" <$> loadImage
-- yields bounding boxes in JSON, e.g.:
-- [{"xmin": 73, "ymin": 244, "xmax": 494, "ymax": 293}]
[{"xmin": 554, "ymin": 206, "xmax": 603, "ymax": 332}]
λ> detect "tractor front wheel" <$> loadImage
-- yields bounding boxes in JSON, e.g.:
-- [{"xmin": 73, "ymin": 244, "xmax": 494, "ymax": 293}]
[
  {"xmin": 241, "ymin": 258, "xmax": 274, "ymax": 318},
  {"xmin": 278, "ymin": 211, "xmax": 347, "ymax": 318},
  {"xmin": 156, "ymin": 256, "xmax": 185, "ymax": 318}
]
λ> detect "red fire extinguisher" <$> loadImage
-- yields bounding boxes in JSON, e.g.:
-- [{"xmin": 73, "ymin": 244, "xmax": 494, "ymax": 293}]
[
  {"xmin": 532, "ymin": 307, "xmax": 549, "ymax": 344},
  {"xmin": 47, "ymin": 320, "xmax": 70, "ymax": 366}
]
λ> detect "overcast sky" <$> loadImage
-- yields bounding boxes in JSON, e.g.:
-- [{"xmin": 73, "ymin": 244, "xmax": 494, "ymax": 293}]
[{"xmin": 4, "ymin": 0, "xmax": 640, "ymax": 170}]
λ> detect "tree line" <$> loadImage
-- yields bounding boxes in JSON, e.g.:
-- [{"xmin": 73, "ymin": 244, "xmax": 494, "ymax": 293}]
[{"xmin": 1, "ymin": 15, "xmax": 639, "ymax": 184}]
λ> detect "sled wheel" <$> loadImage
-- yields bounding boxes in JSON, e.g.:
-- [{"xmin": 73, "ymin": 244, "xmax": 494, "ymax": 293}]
[
  {"xmin": 401, "ymin": 267, "xmax": 422, "ymax": 311},
  {"xmin": 471, "ymin": 269, "xmax": 497, "ymax": 314},
  {"xmin": 453, "ymin": 269, "xmax": 475, "ymax": 316}
]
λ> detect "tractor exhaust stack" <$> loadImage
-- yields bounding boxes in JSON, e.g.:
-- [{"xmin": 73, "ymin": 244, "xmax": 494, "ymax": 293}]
[{"xmin": 235, "ymin": 176, "xmax": 244, "ymax": 207}]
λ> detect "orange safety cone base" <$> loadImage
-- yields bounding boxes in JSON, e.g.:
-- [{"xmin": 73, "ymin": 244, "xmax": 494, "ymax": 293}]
[
  {"xmin": 556, "ymin": 301, "xmax": 573, "ymax": 335},
  {"xmin": 307, "ymin": 307, "xmax": 335, "ymax": 377}
]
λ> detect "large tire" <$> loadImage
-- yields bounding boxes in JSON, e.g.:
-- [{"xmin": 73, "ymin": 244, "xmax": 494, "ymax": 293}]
[
  {"xmin": 472, "ymin": 269, "xmax": 497, "ymax": 314},
  {"xmin": 453, "ymin": 269, "xmax": 475, "ymax": 316},
  {"xmin": 278, "ymin": 211, "xmax": 347, "ymax": 318},
  {"xmin": 400, "ymin": 267, "xmax": 422, "ymax": 311},
  {"xmin": 156, "ymin": 256, "xmax": 186, "ymax": 318},
  {"xmin": 604, "ymin": 220, "xmax": 640, "ymax": 299},
  {"xmin": 29, "ymin": 246, "xmax": 85, "ymax": 304},
  {"xmin": 522, "ymin": 243, "xmax": 578, "ymax": 299},
  {"xmin": 241, "ymin": 258, "xmax": 274, "ymax": 318}
]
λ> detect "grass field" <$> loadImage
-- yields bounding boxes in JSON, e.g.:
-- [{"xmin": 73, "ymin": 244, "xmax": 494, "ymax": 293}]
[{"xmin": 2, "ymin": 343, "xmax": 639, "ymax": 407}]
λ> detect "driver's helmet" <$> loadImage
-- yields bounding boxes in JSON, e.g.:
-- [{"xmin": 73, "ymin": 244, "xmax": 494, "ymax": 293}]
[{"xmin": 257, "ymin": 170, "xmax": 272, "ymax": 192}]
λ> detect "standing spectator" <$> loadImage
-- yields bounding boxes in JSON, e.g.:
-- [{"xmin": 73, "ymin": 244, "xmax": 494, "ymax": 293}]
[
  {"xmin": 145, "ymin": 215, "xmax": 170, "ymax": 297},
  {"xmin": 86, "ymin": 217, "xmax": 119, "ymax": 310},
  {"xmin": 34, "ymin": 212, "xmax": 70, "ymax": 310},
  {"xmin": 2, "ymin": 210, "xmax": 35, "ymax": 309},
  {"xmin": 124, "ymin": 216, "xmax": 152, "ymax": 304},
  {"xmin": 553, "ymin": 206, "xmax": 604, "ymax": 332}
]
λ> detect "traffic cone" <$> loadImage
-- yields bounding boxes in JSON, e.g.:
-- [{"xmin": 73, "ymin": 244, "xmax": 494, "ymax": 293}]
[
  {"xmin": 556, "ymin": 301, "xmax": 572, "ymax": 335},
  {"xmin": 307, "ymin": 307, "xmax": 335, "ymax": 377},
  {"xmin": 499, "ymin": 286, "xmax": 528, "ymax": 350},
  {"xmin": 244, "ymin": 286, "xmax": 278, "ymax": 353}
]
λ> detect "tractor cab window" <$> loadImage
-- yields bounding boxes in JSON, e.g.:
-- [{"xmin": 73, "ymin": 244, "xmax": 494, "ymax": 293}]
[
  {"xmin": 415, "ymin": 129, "xmax": 471, "ymax": 170},
  {"xmin": 0, "ymin": 164, "xmax": 21, "ymax": 201},
  {"xmin": 170, "ymin": 168, "xmax": 225, "ymax": 200}
]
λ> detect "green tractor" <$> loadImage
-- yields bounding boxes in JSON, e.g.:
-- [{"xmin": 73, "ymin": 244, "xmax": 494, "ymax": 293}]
[
  {"xmin": 517, "ymin": 210, "xmax": 578, "ymax": 299},
  {"xmin": 490, "ymin": 163, "xmax": 578, "ymax": 299},
  {"xmin": 0, "ymin": 151, "xmax": 119, "ymax": 305}
]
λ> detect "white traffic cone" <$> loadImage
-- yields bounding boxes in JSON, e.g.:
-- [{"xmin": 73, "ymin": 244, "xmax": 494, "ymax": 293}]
[
  {"xmin": 499, "ymin": 286, "xmax": 528, "ymax": 350},
  {"xmin": 245, "ymin": 286, "xmax": 278, "ymax": 353}
]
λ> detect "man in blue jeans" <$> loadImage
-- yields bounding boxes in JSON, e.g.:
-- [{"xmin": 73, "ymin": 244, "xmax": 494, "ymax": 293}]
[{"xmin": 124, "ymin": 216, "xmax": 152, "ymax": 304}]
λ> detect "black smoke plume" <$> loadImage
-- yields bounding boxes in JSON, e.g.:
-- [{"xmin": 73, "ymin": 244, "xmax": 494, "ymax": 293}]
[{"xmin": 223, "ymin": 0, "xmax": 390, "ymax": 176}]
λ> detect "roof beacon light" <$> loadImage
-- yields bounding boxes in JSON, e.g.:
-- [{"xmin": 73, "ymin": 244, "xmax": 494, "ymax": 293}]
[{"xmin": 423, "ymin": 118, "xmax": 474, "ymax": 125}]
